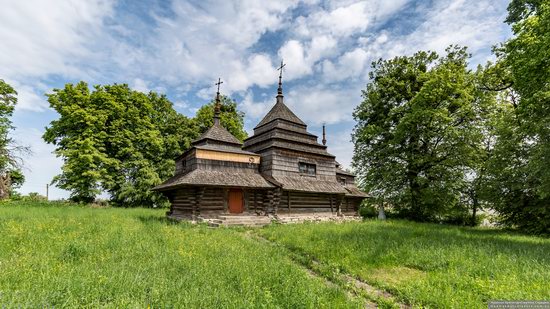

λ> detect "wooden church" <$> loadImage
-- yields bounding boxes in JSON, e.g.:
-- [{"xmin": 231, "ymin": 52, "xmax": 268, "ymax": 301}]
[{"xmin": 154, "ymin": 65, "xmax": 367, "ymax": 221}]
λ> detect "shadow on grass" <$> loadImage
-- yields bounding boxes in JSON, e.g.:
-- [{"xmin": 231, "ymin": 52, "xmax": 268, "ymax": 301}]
[{"xmin": 325, "ymin": 221, "xmax": 550, "ymax": 264}]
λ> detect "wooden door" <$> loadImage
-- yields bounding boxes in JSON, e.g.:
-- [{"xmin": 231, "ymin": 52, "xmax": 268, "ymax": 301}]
[{"xmin": 228, "ymin": 189, "xmax": 244, "ymax": 213}]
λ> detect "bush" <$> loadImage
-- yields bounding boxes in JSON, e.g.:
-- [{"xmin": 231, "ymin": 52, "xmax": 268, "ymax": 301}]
[
  {"xmin": 359, "ymin": 204, "xmax": 378, "ymax": 219},
  {"xmin": 11, "ymin": 192, "xmax": 47, "ymax": 202}
]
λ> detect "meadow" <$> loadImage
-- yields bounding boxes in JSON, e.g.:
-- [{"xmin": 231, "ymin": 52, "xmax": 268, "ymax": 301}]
[
  {"xmin": 1, "ymin": 201, "xmax": 549, "ymax": 308},
  {"xmin": 259, "ymin": 220, "xmax": 550, "ymax": 308},
  {"xmin": 0, "ymin": 201, "xmax": 358, "ymax": 308}
]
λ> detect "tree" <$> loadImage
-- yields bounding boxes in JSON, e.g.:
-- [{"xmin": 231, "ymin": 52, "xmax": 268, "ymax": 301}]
[
  {"xmin": 352, "ymin": 47, "xmax": 486, "ymax": 222},
  {"xmin": 0, "ymin": 79, "xmax": 28, "ymax": 199},
  {"xmin": 194, "ymin": 95, "xmax": 247, "ymax": 141},
  {"xmin": 44, "ymin": 82, "xmax": 198, "ymax": 206},
  {"xmin": 44, "ymin": 83, "xmax": 247, "ymax": 207},
  {"xmin": 478, "ymin": 0, "xmax": 550, "ymax": 234}
]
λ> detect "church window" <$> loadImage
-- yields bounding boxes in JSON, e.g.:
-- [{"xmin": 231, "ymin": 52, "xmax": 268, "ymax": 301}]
[{"xmin": 299, "ymin": 162, "xmax": 316, "ymax": 176}]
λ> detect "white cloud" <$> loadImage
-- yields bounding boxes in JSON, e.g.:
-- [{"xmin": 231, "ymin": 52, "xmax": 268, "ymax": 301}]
[
  {"xmin": 322, "ymin": 48, "xmax": 369, "ymax": 82},
  {"xmin": 362, "ymin": 0, "xmax": 510, "ymax": 65},
  {"xmin": 146, "ymin": 0, "xmax": 299, "ymax": 91},
  {"xmin": 278, "ymin": 40, "xmax": 312, "ymax": 79},
  {"xmin": 132, "ymin": 78, "xmax": 150, "ymax": 93},
  {"xmin": 7, "ymin": 80, "xmax": 50, "ymax": 112},
  {"xmin": 286, "ymin": 84, "xmax": 362, "ymax": 125},
  {"xmin": 240, "ymin": 92, "xmax": 275, "ymax": 120},
  {"xmin": 0, "ymin": 0, "xmax": 115, "ymax": 80}
]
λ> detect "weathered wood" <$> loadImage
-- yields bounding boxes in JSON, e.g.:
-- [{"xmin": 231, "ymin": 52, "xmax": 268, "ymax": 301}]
[{"xmin": 287, "ymin": 191, "xmax": 291, "ymax": 212}]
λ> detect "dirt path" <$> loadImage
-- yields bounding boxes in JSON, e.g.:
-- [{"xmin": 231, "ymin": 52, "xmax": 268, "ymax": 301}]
[{"xmin": 244, "ymin": 230, "xmax": 410, "ymax": 309}]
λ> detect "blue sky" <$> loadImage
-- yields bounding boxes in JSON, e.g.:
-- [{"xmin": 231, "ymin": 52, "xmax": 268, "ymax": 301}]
[{"xmin": 1, "ymin": 0, "xmax": 512, "ymax": 199}]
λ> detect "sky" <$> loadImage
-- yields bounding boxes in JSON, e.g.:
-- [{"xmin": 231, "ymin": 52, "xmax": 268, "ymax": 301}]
[{"xmin": 0, "ymin": 0, "xmax": 512, "ymax": 199}]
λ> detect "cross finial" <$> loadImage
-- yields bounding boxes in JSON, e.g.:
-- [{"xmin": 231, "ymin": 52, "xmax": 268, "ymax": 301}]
[
  {"xmin": 215, "ymin": 78, "xmax": 223, "ymax": 94},
  {"xmin": 322, "ymin": 123, "xmax": 327, "ymax": 146},
  {"xmin": 214, "ymin": 78, "xmax": 223, "ymax": 125},
  {"xmin": 277, "ymin": 60, "xmax": 286, "ymax": 96}
]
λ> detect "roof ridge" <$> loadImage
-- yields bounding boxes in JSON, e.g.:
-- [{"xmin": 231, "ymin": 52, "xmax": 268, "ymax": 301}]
[
  {"xmin": 192, "ymin": 122, "xmax": 243, "ymax": 145},
  {"xmin": 254, "ymin": 101, "xmax": 306, "ymax": 129}
]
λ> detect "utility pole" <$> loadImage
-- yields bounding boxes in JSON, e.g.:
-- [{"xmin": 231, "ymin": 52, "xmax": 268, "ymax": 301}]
[{"xmin": 46, "ymin": 184, "xmax": 49, "ymax": 201}]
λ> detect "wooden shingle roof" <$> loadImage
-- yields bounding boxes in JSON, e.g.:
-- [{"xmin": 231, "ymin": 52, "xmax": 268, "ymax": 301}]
[
  {"xmin": 192, "ymin": 123, "xmax": 242, "ymax": 146},
  {"xmin": 268, "ymin": 175, "xmax": 347, "ymax": 194},
  {"xmin": 153, "ymin": 169, "xmax": 274, "ymax": 191},
  {"xmin": 255, "ymin": 101, "xmax": 306, "ymax": 129},
  {"xmin": 336, "ymin": 167, "xmax": 356, "ymax": 177},
  {"xmin": 343, "ymin": 185, "xmax": 369, "ymax": 197}
]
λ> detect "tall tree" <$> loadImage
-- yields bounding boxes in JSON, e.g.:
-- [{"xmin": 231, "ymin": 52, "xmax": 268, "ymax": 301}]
[
  {"xmin": 194, "ymin": 95, "xmax": 247, "ymax": 141},
  {"xmin": 0, "ymin": 79, "xmax": 28, "ymax": 199},
  {"xmin": 44, "ymin": 83, "xmax": 247, "ymax": 207},
  {"xmin": 44, "ymin": 83, "xmax": 198, "ymax": 206},
  {"xmin": 480, "ymin": 0, "xmax": 550, "ymax": 234},
  {"xmin": 352, "ymin": 47, "xmax": 486, "ymax": 222}
]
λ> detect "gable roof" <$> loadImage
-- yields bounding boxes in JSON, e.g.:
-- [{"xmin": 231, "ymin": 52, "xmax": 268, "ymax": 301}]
[
  {"xmin": 255, "ymin": 101, "xmax": 306, "ymax": 129},
  {"xmin": 192, "ymin": 122, "xmax": 242, "ymax": 146}
]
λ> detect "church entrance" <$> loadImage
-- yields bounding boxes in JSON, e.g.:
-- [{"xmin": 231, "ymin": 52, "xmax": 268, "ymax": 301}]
[{"xmin": 228, "ymin": 189, "xmax": 244, "ymax": 213}]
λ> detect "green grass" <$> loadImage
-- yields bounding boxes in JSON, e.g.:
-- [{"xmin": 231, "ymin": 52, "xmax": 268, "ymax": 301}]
[
  {"xmin": 259, "ymin": 220, "xmax": 550, "ymax": 308},
  {"xmin": 0, "ymin": 201, "xmax": 359, "ymax": 308},
  {"xmin": 2, "ymin": 201, "xmax": 548, "ymax": 308}
]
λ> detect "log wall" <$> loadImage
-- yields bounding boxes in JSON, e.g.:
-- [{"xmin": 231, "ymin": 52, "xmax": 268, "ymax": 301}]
[
  {"xmin": 170, "ymin": 187, "xmax": 269, "ymax": 216},
  {"xmin": 260, "ymin": 148, "xmax": 336, "ymax": 180},
  {"xmin": 277, "ymin": 191, "xmax": 336, "ymax": 214}
]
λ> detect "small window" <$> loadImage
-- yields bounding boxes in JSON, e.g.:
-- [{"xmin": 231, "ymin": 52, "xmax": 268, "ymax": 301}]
[
  {"xmin": 299, "ymin": 162, "xmax": 316, "ymax": 176},
  {"xmin": 339, "ymin": 177, "xmax": 346, "ymax": 185}
]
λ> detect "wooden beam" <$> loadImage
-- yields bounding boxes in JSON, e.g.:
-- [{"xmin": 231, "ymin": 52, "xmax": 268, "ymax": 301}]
[
  {"xmin": 194, "ymin": 187, "xmax": 205, "ymax": 218},
  {"xmin": 223, "ymin": 188, "xmax": 229, "ymax": 214},
  {"xmin": 287, "ymin": 191, "xmax": 291, "ymax": 213}
]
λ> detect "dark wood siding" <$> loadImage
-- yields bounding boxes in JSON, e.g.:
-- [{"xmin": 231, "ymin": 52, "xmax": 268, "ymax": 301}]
[{"xmin": 277, "ymin": 191, "xmax": 336, "ymax": 214}]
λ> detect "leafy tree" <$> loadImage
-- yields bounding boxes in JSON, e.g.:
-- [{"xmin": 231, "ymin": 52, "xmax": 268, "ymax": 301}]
[
  {"xmin": 0, "ymin": 79, "xmax": 28, "ymax": 199},
  {"xmin": 352, "ymin": 47, "xmax": 486, "ymax": 222},
  {"xmin": 194, "ymin": 95, "xmax": 247, "ymax": 141},
  {"xmin": 44, "ymin": 83, "xmax": 247, "ymax": 207},
  {"xmin": 479, "ymin": 0, "xmax": 550, "ymax": 234},
  {"xmin": 44, "ymin": 82, "xmax": 198, "ymax": 206}
]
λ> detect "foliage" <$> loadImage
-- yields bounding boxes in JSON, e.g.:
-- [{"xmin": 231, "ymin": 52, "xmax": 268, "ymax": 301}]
[
  {"xmin": 43, "ymin": 83, "xmax": 198, "ymax": 206},
  {"xmin": 10, "ymin": 192, "xmax": 47, "ymax": 202},
  {"xmin": 260, "ymin": 221, "xmax": 550, "ymax": 308},
  {"xmin": 194, "ymin": 95, "xmax": 247, "ymax": 141},
  {"xmin": 0, "ymin": 79, "xmax": 28, "ymax": 199},
  {"xmin": 352, "ymin": 47, "xmax": 488, "ymax": 222},
  {"xmin": 479, "ymin": 0, "xmax": 550, "ymax": 234},
  {"xmin": 359, "ymin": 203, "xmax": 378, "ymax": 219},
  {"xmin": 0, "ymin": 202, "xmax": 359, "ymax": 307}
]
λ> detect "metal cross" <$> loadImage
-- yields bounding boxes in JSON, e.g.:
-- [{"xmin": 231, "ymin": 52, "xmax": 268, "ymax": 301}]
[
  {"xmin": 277, "ymin": 60, "xmax": 286, "ymax": 78},
  {"xmin": 215, "ymin": 78, "xmax": 223, "ymax": 93}
]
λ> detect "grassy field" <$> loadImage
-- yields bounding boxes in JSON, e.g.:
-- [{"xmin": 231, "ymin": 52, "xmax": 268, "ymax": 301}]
[
  {"xmin": 1, "ymin": 201, "xmax": 548, "ymax": 308},
  {"xmin": 0, "ymin": 201, "xmax": 358, "ymax": 308},
  {"xmin": 259, "ymin": 220, "xmax": 550, "ymax": 308}
]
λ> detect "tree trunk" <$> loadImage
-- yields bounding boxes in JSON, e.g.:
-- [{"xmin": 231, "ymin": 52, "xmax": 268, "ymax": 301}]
[
  {"xmin": 471, "ymin": 192, "xmax": 478, "ymax": 226},
  {"xmin": 0, "ymin": 174, "xmax": 11, "ymax": 200},
  {"xmin": 378, "ymin": 203, "xmax": 386, "ymax": 220},
  {"xmin": 407, "ymin": 169, "xmax": 421, "ymax": 220}
]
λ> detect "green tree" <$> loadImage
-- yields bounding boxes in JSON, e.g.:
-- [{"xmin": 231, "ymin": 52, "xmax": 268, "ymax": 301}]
[
  {"xmin": 479, "ymin": 0, "xmax": 550, "ymax": 234},
  {"xmin": 44, "ymin": 82, "xmax": 198, "ymax": 206},
  {"xmin": 44, "ymin": 83, "xmax": 247, "ymax": 207},
  {"xmin": 0, "ymin": 79, "xmax": 28, "ymax": 199},
  {"xmin": 352, "ymin": 47, "xmax": 486, "ymax": 222},
  {"xmin": 194, "ymin": 95, "xmax": 247, "ymax": 141}
]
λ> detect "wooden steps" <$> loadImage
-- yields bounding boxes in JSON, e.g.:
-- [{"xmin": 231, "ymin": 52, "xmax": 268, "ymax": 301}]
[{"xmin": 205, "ymin": 215, "xmax": 273, "ymax": 227}]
